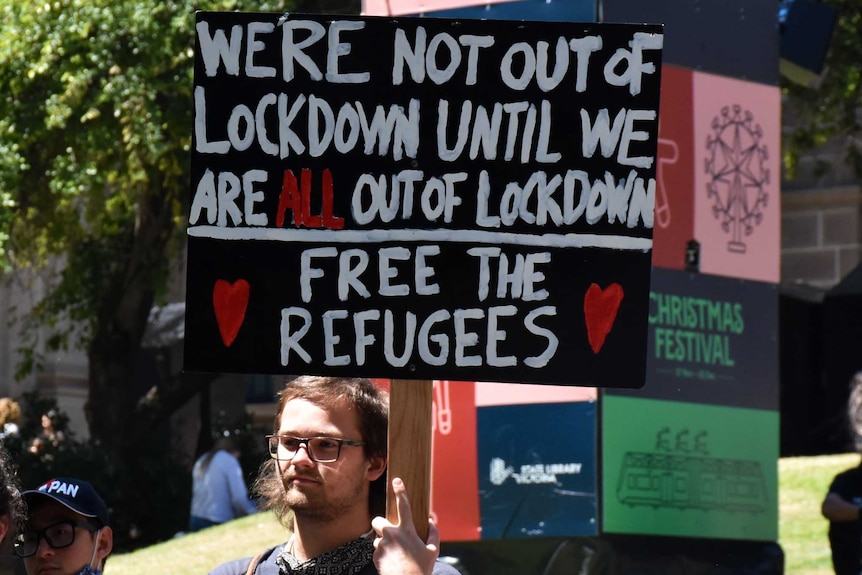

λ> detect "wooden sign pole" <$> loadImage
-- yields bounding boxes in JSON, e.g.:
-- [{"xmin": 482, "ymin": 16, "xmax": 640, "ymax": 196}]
[{"xmin": 386, "ymin": 378, "xmax": 433, "ymax": 541}]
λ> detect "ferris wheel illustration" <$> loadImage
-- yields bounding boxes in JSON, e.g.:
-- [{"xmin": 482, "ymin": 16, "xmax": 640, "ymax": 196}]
[{"xmin": 704, "ymin": 105, "xmax": 770, "ymax": 254}]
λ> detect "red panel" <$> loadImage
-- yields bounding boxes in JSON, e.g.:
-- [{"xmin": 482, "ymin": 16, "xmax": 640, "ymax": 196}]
[
  {"xmin": 370, "ymin": 378, "xmax": 391, "ymax": 393},
  {"xmin": 375, "ymin": 378, "xmax": 480, "ymax": 540},
  {"xmin": 652, "ymin": 65, "xmax": 695, "ymax": 270},
  {"xmin": 431, "ymin": 380, "xmax": 481, "ymax": 541}
]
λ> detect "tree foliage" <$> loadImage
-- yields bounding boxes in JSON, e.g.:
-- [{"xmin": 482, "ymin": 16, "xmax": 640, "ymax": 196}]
[
  {"xmin": 0, "ymin": 0, "xmax": 352, "ymax": 477},
  {"xmin": 782, "ymin": 0, "xmax": 862, "ymax": 179},
  {"xmin": 0, "ymin": 0, "xmax": 361, "ymax": 546},
  {"xmin": 0, "ymin": 0, "xmax": 308, "ymax": 333}
]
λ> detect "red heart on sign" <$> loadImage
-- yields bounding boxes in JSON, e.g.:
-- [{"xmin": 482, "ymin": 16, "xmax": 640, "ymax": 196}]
[
  {"xmin": 583, "ymin": 282, "xmax": 624, "ymax": 354},
  {"xmin": 212, "ymin": 279, "xmax": 250, "ymax": 347}
]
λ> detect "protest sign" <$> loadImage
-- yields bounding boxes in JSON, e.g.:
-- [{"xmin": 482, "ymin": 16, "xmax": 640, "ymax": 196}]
[{"xmin": 184, "ymin": 12, "xmax": 663, "ymax": 388}]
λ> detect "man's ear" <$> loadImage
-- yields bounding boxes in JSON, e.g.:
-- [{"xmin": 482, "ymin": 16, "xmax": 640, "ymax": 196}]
[
  {"xmin": 96, "ymin": 526, "xmax": 113, "ymax": 562},
  {"xmin": 0, "ymin": 513, "xmax": 10, "ymax": 544},
  {"xmin": 365, "ymin": 455, "xmax": 387, "ymax": 481}
]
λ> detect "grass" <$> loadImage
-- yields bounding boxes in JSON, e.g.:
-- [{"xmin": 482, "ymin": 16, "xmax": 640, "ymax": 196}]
[
  {"xmin": 779, "ymin": 452, "xmax": 859, "ymax": 575},
  {"xmin": 105, "ymin": 454, "xmax": 861, "ymax": 575},
  {"xmin": 107, "ymin": 512, "xmax": 288, "ymax": 575}
]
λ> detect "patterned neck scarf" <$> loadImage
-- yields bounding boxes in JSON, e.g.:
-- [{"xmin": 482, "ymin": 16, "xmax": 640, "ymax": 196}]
[{"xmin": 276, "ymin": 535, "xmax": 374, "ymax": 575}]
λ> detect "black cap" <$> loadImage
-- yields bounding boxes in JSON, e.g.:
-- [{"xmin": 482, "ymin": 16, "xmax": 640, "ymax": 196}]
[{"xmin": 23, "ymin": 478, "xmax": 109, "ymax": 527}]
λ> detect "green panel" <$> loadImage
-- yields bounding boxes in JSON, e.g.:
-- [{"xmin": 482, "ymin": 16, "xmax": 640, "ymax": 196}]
[{"xmin": 602, "ymin": 396, "xmax": 778, "ymax": 541}]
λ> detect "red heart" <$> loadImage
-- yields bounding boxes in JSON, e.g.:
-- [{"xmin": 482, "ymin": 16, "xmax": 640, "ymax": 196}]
[
  {"xmin": 212, "ymin": 279, "xmax": 250, "ymax": 347},
  {"xmin": 583, "ymin": 283, "xmax": 624, "ymax": 354}
]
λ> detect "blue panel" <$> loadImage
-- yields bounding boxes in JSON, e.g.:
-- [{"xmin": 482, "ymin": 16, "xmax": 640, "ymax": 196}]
[
  {"xmin": 477, "ymin": 402, "xmax": 598, "ymax": 538},
  {"xmin": 602, "ymin": 0, "xmax": 778, "ymax": 85},
  {"xmin": 779, "ymin": 0, "xmax": 837, "ymax": 81},
  {"xmin": 418, "ymin": 0, "xmax": 596, "ymax": 23}
]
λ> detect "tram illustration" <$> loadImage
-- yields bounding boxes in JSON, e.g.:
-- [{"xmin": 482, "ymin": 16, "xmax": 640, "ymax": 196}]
[{"xmin": 616, "ymin": 451, "xmax": 768, "ymax": 513}]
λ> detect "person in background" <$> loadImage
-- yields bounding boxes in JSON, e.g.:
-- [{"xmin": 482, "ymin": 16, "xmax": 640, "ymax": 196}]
[
  {"xmin": 0, "ymin": 447, "xmax": 24, "ymax": 543},
  {"xmin": 29, "ymin": 409, "xmax": 66, "ymax": 455},
  {"xmin": 15, "ymin": 477, "xmax": 113, "ymax": 575},
  {"xmin": 822, "ymin": 371, "xmax": 862, "ymax": 575},
  {"xmin": 189, "ymin": 435, "xmax": 258, "ymax": 532},
  {"xmin": 207, "ymin": 375, "xmax": 460, "ymax": 575},
  {"xmin": 0, "ymin": 398, "xmax": 22, "ymax": 443},
  {"xmin": 822, "ymin": 458, "xmax": 862, "ymax": 575}
]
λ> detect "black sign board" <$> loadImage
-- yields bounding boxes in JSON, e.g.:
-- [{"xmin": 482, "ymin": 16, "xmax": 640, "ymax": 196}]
[
  {"xmin": 184, "ymin": 12, "xmax": 663, "ymax": 387},
  {"xmin": 605, "ymin": 267, "xmax": 779, "ymax": 408}
]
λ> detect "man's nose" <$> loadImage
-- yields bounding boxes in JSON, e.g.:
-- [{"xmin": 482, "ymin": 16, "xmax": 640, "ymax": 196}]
[
  {"xmin": 35, "ymin": 536, "xmax": 54, "ymax": 557},
  {"xmin": 290, "ymin": 442, "xmax": 315, "ymax": 465}
]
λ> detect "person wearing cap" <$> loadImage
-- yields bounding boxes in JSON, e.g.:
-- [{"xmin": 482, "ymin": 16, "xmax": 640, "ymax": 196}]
[{"xmin": 15, "ymin": 477, "xmax": 113, "ymax": 575}]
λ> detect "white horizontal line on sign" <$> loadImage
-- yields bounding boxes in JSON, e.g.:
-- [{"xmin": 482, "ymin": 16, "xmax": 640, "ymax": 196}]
[{"xmin": 187, "ymin": 226, "xmax": 652, "ymax": 251}]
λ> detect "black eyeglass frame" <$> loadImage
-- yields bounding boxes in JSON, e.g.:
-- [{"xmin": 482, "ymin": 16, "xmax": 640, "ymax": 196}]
[
  {"xmin": 14, "ymin": 519, "xmax": 100, "ymax": 558},
  {"xmin": 266, "ymin": 434, "xmax": 365, "ymax": 463}
]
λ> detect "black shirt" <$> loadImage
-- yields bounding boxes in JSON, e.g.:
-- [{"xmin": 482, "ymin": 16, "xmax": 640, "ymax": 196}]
[{"xmin": 827, "ymin": 465, "xmax": 862, "ymax": 575}]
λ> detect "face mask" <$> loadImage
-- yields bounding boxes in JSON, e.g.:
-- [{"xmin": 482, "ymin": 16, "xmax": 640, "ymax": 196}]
[{"xmin": 75, "ymin": 528, "xmax": 103, "ymax": 575}]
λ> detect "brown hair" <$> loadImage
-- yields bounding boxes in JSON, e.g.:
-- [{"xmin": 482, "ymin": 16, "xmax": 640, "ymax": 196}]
[
  {"xmin": 0, "ymin": 448, "xmax": 24, "ymax": 536},
  {"xmin": 0, "ymin": 398, "xmax": 21, "ymax": 426},
  {"xmin": 253, "ymin": 376, "xmax": 389, "ymax": 526}
]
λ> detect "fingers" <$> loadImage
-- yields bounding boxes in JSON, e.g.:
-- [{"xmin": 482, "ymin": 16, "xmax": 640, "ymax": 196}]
[
  {"xmin": 372, "ymin": 477, "xmax": 437, "ymax": 547},
  {"xmin": 391, "ymin": 477, "xmax": 415, "ymax": 531},
  {"xmin": 371, "ymin": 514, "xmax": 388, "ymax": 535},
  {"xmin": 425, "ymin": 519, "xmax": 441, "ymax": 551}
]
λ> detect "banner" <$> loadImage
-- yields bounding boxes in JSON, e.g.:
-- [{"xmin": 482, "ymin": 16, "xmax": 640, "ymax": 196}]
[
  {"xmin": 693, "ymin": 72, "xmax": 781, "ymax": 283},
  {"xmin": 608, "ymin": 267, "xmax": 779, "ymax": 409},
  {"xmin": 427, "ymin": 381, "xmax": 598, "ymax": 541},
  {"xmin": 601, "ymin": 269, "xmax": 779, "ymax": 541},
  {"xmin": 184, "ymin": 12, "xmax": 664, "ymax": 388},
  {"xmin": 602, "ymin": 396, "xmax": 778, "ymax": 541},
  {"xmin": 478, "ymin": 401, "xmax": 598, "ymax": 538}
]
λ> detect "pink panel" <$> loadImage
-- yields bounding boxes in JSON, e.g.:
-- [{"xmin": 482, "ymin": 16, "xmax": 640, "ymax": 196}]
[
  {"xmin": 475, "ymin": 381, "xmax": 596, "ymax": 406},
  {"xmin": 693, "ymin": 72, "xmax": 781, "ymax": 283},
  {"xmin": 363, "ymin": 0, "xmax": 517, "ymax": 15}
]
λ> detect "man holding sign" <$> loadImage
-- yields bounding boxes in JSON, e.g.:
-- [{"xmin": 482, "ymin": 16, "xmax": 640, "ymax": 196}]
[{"xmin": 209, "ymin": 376, "xmax": 459, "ymax": 575}]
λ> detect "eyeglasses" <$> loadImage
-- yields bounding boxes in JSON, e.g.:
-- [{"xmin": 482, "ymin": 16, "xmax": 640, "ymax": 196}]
[
  {"xmin": 14, "ymin": 520, "xmax": 99, "ymax": 558},
  {"xmin": 267, "ymin": 434, "xmax": 365, "ymax": 463}
]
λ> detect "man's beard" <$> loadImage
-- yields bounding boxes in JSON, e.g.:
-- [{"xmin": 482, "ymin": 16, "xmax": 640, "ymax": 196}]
[{"xmin": 282, "ymin": 473, "xmax": 367, "ymax": 522}]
